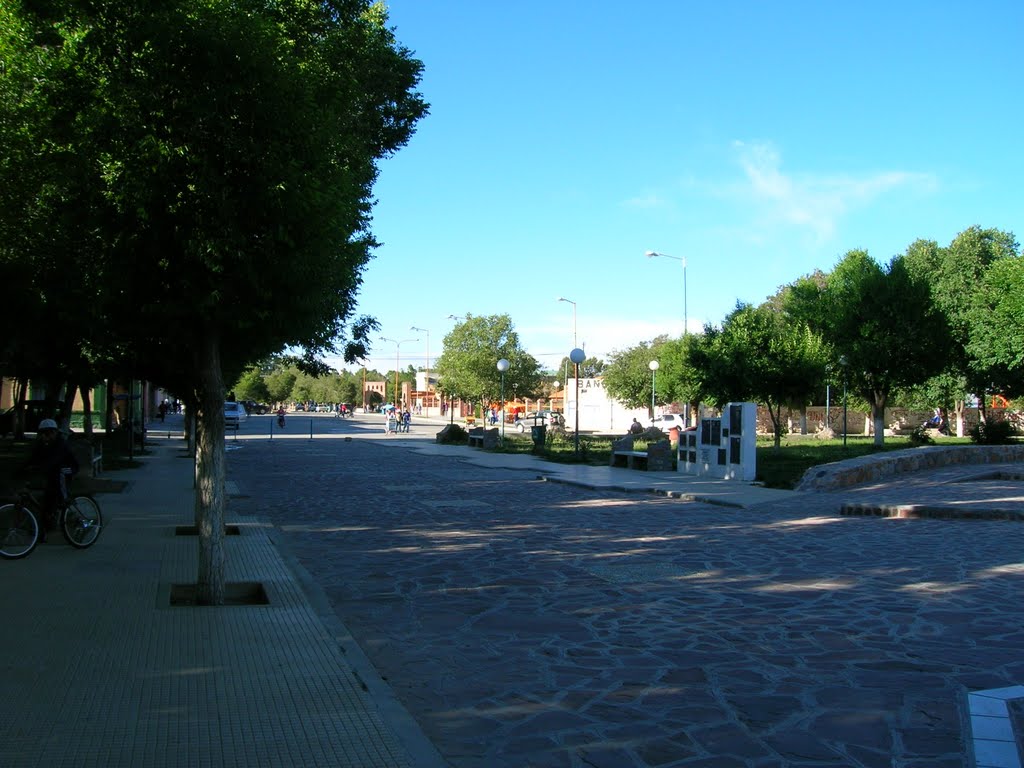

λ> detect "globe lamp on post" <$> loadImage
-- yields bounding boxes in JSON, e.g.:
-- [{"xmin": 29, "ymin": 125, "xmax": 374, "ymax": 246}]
[
  {"xmin": 648, "ymin": 360, "xmax": 660, "ymax": 421},
  {"xmin": 569, "ymin": 347, "xmax": 586, "ymax": 458},
  {"xmin": 496, "ymin": 358, "xmax": 510, "ymax": 444}
]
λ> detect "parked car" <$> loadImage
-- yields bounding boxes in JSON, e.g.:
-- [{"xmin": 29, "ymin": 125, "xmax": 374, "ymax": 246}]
[
  {"xmin": 240, "ymin": 400, "xmax": 269, "ymax": 415},
  {"xmin": 0, "ymin": 400, "xmax": 69, "ymax": 436},
  {"xmin": 648, "ymin": 414, "xmax": 689, "ymax": 433},
  {"xmin": 514, "ymin": 411, "xmax": 564, "ymax": 433},
  {"xmin": 224, "ymin": 401, "xmax": 248, "ymax": 429}
]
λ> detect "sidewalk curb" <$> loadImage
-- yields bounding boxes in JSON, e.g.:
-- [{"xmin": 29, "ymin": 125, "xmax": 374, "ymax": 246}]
[{"xmin": 269, "ymin": 528, "xmax": 450, "ymax": 768}]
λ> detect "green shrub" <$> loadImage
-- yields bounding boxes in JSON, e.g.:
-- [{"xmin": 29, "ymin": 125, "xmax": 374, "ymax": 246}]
[
  {"xmin": 436, "ymin": 423, "xmax": 467, "ymax": 444},
  {"xmin": 907, "ymin": 424, "xmax": 935, "ymax": 446},
  {"xmin": 969, "ymin": 416, "xmax": 1017, "ymax": 445}
]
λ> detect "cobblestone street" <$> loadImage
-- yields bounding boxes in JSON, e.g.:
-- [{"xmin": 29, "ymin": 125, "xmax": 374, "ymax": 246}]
[{"xmin": 227, "ymin": 421, "xmax": 1024, "ymax": 767}]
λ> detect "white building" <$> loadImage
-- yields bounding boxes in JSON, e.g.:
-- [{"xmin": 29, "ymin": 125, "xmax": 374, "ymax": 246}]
[{"xmin": 564, "ymin": 376, "xmax": 650, "ymax": 433}]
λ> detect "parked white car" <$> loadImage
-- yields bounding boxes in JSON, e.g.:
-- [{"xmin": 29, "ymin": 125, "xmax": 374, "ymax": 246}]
[
  {"xmin": 648, "ymin": 414, "xmax": 688, "ymax": 433},
  {"xmin": 514, "ymin": 411, "xmax": 564, "ymax": 433},
  {"xmin": 224, "ymin": 401, "xmax": 248, "ymax": 429}
]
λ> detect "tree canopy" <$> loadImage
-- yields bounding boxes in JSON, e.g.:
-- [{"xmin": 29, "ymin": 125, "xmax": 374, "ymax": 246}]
[
  {"xmin": 435, "ymin": 315, "xmax": 543, "ymax": 412},
  {"xmin": 0, "ymin": 0, "xmax": 427, "ymax": 602},
  {"xmin": 687, "ymin": 304, "xmax": 829, "ymax": 446},
  {"xmin": 787, "ymin": 249, "xmax": 950, "ymax": 445}
]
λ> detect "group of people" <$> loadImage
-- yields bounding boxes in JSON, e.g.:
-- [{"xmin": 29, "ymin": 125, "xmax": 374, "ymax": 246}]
[{"xmin": 384, "ymin": 407, "xmax": 412, "ymax": 434}]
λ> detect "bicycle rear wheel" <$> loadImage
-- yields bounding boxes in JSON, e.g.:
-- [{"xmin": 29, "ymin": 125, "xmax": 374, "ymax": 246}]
[
  {"xmin": 62, "ymin": 495, "xmax": 102, "ymax": 548},
  {"xmin": 0, "ymin": 503, "xmax": 40, "ymax": 559}
]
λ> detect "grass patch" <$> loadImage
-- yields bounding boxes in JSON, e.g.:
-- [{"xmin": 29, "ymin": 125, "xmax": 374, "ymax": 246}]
[
  {"xmin": 491, "ymin": 430, "xmax": 975, "ymax": 489},
  {"xmin": 755, "ymin": 434, "xmax": 973, "ymax": 489}
]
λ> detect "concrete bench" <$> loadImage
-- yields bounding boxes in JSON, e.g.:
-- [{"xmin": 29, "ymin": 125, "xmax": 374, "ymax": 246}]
[
  {"xmin": 612, "ymin": 449, "xmax": 649, "ymax": 470},
  {"xmin": 467, "ymin": 427, "xmax": 499, "ymax": 449},
  {"xmin": 609, "ymin": 435, "xmax": 674, "ymax": 472}
]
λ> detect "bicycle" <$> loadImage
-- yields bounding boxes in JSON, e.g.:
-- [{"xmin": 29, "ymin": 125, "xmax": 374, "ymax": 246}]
[{"xmin": 0, "ymin": 481, "xmax": 103, "ymax": 559}]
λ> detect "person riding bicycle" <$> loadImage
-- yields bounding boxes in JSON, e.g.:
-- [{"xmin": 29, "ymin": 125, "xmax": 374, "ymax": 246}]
[{"xmin": 24, "ymin": 418, "xmax": 79, "ymax": 540}]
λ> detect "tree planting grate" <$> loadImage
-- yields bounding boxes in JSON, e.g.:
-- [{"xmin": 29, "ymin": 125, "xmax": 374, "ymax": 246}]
[
  {"xmin": 175, "ymin": 524, "xmax": 242, "ymax": 536},
  {"xmin": 168, "ymin": 581, "xmax": 270, "ymax": 606}
]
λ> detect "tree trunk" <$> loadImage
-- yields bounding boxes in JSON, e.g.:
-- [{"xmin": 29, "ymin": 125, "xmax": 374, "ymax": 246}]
[
  {"xmin": 61, "ymin": 381, "xmax": 77, "ymax": 434},
  {"xmin": 185, "ymin": 405, "xmax": 196, "ymax": 457},
  {"xmin": 871, "ymin": 392, "xmax": 887, "ymax": 446},
  {"xmin": 953, "ymin": 399, "xmax": 965, "ymax": 438},
  {"xmin": 194, "ymin": 335, "xmax": 226, "ymax": 606},
  {"xmin": 13, "ymin": 377, "xmax": 27, "ymax": 439},
  {"xmin": 104, "ymin": 379, "xmax": 116, "ymax": 432},
  {"xmin": 78, "ymin": 383, "xmax": 93, "ymax": 437}
]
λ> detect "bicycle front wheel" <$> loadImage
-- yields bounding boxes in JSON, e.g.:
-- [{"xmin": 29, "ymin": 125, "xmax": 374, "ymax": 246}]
[
  {"xmin": 0, "ymin": 503, "xmax": 40, "ymax": 559},
  {"xmin": 62, "ymin": 495, "xmax": 102, "ymax": 548}
]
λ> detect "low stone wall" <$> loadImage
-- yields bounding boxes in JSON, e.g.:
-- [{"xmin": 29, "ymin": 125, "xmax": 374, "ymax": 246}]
[{"xmin": 795, "ymin": 445, "xmax": 1024, "ymax": 492}]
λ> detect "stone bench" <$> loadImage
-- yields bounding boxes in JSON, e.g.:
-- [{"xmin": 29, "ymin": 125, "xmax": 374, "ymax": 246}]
[
  {"xmin": 466, "ymin": 427, "xmax": 499, "ymax": 450},
  {"xmin": 609, "ymin": 436, "xmax": 674, "ymax": 472},
  {"xmin": 612, "ymin": 449, "xmax": 649, "ymax": 470}
]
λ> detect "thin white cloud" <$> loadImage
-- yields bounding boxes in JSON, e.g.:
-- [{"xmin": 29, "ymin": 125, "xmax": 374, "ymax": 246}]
[
  {"xmin": 621, "ymin": 192, "xmax": 672, "ymax": 210},
  {"xmin": 730, "ymin": 139, "xmax": 938, "ymax": 242}
]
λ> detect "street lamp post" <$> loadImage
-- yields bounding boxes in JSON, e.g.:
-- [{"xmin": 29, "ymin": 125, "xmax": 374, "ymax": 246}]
[
  {"xmin": 557, "ymin": 297, "xmax": 577, "ymax": 348},
  {"xmin": 839, "ymin": 355, "xmax": 849, "ymax": 448},
  {"xmin": 496, "ymin": 358, "xmax": 510, "ymax": 444},
  {"xmin": 648, "ymin": 360, "xmax": 659, "ymax": 420},
  {"xmin": 380, "ymin": 336, "xmax": 419, "ymax": 409},
  {"xmin": 569, "ymin": 347, "xmax": 586, "ymax": 458},
  {"xmin": 411, "ymin": 326, "xmax": 430, "ymax": 414},
  {"xmin": 645, "ymin": 251, "xmax": 688, "ymax": 336}
]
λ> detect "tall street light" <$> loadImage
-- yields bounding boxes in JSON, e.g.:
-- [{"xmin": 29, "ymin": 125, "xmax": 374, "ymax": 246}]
[
  {"xmin": 496, "ymin": 358, "xmax": 510, "ymax": 444},
  {"xmin": 645, "ymin": 251, "xmax": 688, "ymax": 336},
  {"xmin": 569, "ymin": 347, "xmax": 586, "ymax": 458},
  {"xmin": 557, "ymin": 297, "xmax": 577, "ymax": 348},
  {"xmin": 648, "ymin": 360, "xmax": 659, "ymax": 420},
  {"xmin": 838, "ymin": 355, "xmax": 849, "ymax": 448},
  {"xmin": 411, "ymin": 326, "xmax": 430, "ymax": 413},
  {"xmin": 380, "ymin": 336, "xmax": 418, "ymax": 409}
]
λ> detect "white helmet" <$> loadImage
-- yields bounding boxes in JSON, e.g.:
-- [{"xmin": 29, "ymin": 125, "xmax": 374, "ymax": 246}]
[{"xmin": 37, "ymin": 418, "xmax": 58, "ymax": 431}]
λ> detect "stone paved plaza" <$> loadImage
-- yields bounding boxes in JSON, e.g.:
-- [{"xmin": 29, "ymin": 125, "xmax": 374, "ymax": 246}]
[{"xmin": 226, "ymin": 417, "xmax": 1024, "ymax": 768}]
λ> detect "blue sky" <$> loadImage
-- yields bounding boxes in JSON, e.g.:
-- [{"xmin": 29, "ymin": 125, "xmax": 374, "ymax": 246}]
[{"xmin": 347, "ymin": 1, "xmax": 1023, "ymax": 376}]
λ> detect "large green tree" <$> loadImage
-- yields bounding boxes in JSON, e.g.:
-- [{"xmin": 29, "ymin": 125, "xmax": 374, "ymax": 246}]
[
  {"xmin": 602, "ymin": 337, "xmax": 668, "ymax": 416},
  {"xmin": 903, "ymin": 227, "xmax": 1019, "ymax": 427},
  {"xmin": 688, "ymin": 303, "xmax": 829, "ymax": 447},
  {"xmin": 435, "ymin": 315, "xmax": 543, "ymax": 418},
  {"xmin": 1, "ymin": 0, "xmax": 426, "ymax": 602},
  {"xmin": 968, "ymin": 255, "xmax": 1024, "ymax": 398},
  {"xmin": 789, "ymin": 250, "xmax": 950, "ymax": 445}
]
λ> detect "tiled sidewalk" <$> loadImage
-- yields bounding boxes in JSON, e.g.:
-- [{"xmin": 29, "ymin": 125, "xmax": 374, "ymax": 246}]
[{"xmin": 0, "ymin": 440, "xmax": 431, "ymax": 768}]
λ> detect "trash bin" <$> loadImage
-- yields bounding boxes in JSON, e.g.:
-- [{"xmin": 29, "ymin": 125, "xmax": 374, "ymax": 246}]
[{"xmin": 531, "ymin": 424, "xmax": 547, "ymax": 447}]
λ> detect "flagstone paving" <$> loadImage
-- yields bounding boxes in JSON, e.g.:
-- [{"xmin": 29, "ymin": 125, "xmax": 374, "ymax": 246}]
[{"xmin": 228, "ymin": 424, "xmax": 1024, "ymax": 767}]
